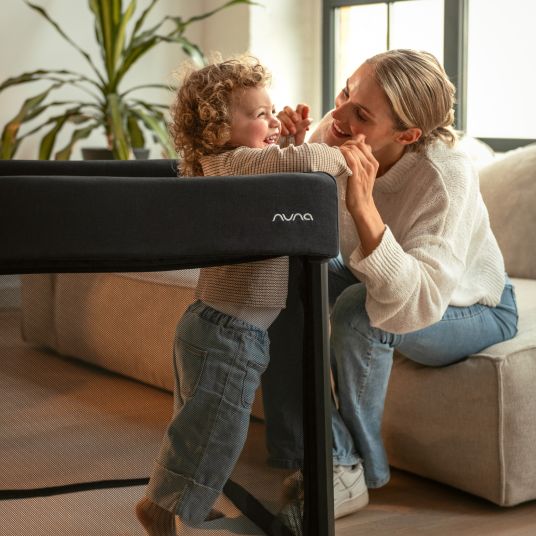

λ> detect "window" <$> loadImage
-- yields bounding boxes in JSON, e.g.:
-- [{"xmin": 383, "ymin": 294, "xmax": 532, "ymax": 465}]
[
  {"xmin": 466, "ymin": 0, "xmax": 536, "ymax": 146},
  {"xmin": 323, "ymin": 0, "xmax": 536, "ymax": 150}
]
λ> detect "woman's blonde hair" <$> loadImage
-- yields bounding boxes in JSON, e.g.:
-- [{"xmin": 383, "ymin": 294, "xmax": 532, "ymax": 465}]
[
  {"xmin": 366, "ymin": 49, "xmax": 458, "ymax": 152},
  {"xmin": 170, "ymin": 55, "xmax": 270, "ymax": 176}
]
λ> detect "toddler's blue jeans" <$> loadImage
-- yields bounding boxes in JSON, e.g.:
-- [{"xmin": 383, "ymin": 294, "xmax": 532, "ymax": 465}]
[{"xmin": 146, "ymin": 301, "xmax": 270, "ymax": 525}]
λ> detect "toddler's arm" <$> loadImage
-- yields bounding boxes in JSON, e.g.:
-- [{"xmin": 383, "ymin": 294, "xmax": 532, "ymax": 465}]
[{"xmin": 225, "ymin": 142, "xmax": 351, "ymax": 178}]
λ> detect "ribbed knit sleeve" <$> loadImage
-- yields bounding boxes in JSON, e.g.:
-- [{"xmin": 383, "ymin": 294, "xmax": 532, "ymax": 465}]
[{"xmin": 203, "ymin": 143, "xmax": 351, "ymax": 178}]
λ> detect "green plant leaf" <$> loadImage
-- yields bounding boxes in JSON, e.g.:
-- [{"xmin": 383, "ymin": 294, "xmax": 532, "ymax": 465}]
[
  {"xmin": 94, "ymin": 0, "xmax": 114, "ymax": 79},
  {"xmin": 0, "ymin": 69, "xmax": 74, "ymax": 92},
  {"xmin": 37, "ymin": 106, "xmax": 93, "ymax": 160},
  {"xmin": 25, "ymin": 1, "xmax": 105, "ymax": 85},
  {"xmin": 38, "ymin": 112, "xmax": 75, "ymax": 160},
  {"xmin": 130, "ymin": 100, "xmax": 169, "ymax": 111},
  {"xmin": 113, "ymin": 0, "xmax": 136, "ymax": 79},
  {"xmin": 129, "ymin": 0, "xmax": 159, "ymax": 42},
  {"xmin": 108, "ymin": 93, "xmax": 130, "ymax": 159},
  {"xmin": 115, "ymin": 35, "xmax": 160, "ymax": 86},
  {"xmin": 182, "ymin": 0, "xmax": 259, "ymax": 26},
  {"xmin": 0, "ymin": 84, "xmax": 61, "ymax": 159},
  {"xmin": 176, "ymin": 37, "xmax": 205, "ymax": 67},
  {"xmin": 54, "ymin": 122, "xmax": 99, "ymax": 160},
  {"xmin": 126, "ymin": 113, "xmax": 145, "ymax": 148},
  {"xmin": 129, "ymin": 18, "xmax": 166, "ymax": 49},
  {"xmin": 132, "ymin": 108, "xmax": 176, "ymax": 158},
  {"xmin": 120, "ymin": 83, "xmax": 173, "ymax": 98},
  {"xmin": 111, "ymin": 0, "xmax": 122, "ymax": 27},
  {"xmin": 20, "ymin": 108, "xmax": 93, "ymax": 142},
  {"xmin": 89, "ymin": 0, "xmax": 104, "ymax": 50}
]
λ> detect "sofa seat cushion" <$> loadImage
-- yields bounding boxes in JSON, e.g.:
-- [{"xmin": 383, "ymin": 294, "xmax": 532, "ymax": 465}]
[
  {"xmin": 383, "ymin": 278, "xmax": 536, "ymax": 506},
  {"xmin": 117, "ymin": 269, "xmax": 199, "ymax": 288}
]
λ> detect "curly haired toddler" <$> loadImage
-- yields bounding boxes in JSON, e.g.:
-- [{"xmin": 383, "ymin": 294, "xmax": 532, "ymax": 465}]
[{"xmin": 136, "ymin": 55, "xmax": 351, "ymax": 535}]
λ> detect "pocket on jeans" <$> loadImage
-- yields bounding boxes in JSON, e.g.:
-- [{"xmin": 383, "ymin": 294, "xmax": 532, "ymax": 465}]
[{"xmin": 175, "ymin": 338, "xmax": 208, "ymax": 400}]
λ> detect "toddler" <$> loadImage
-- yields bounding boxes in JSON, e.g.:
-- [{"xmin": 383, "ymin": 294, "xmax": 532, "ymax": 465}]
[{"xmin": 136, "ymin": 55, "xmax": 351, "ymax": 535}]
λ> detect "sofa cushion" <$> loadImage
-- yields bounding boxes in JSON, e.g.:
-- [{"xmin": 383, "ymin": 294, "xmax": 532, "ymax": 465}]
[
  {"xmin": 53, "ymin": 273, "xmax": 196, "ymax": 392},
  {"xmin": 383, "ymin": 277, "xmax": 536, "ymax": 506},
  {"xmin": 117, "ymin": 269, "xmax": 199, "ymax": 288},
  {"xmin": 479, "ymin": 143, "xmax": 536, "ymax": 279}
]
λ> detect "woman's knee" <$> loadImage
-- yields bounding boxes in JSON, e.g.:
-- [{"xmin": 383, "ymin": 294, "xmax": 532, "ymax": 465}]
[{"xmin": 331, "ymin": 283, "xmax": 370, "ymax": 333}]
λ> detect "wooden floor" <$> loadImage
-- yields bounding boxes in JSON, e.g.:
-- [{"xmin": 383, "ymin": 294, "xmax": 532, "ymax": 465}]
[{"xmin": 2, "ymin": 307, "xmax": 536, "ymax": 535}]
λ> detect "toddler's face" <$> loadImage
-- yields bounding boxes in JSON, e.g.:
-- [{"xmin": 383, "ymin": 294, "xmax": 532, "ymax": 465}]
[{"xmin": 228, "ymin": 86, "xmax": 280, "ymax": 149}]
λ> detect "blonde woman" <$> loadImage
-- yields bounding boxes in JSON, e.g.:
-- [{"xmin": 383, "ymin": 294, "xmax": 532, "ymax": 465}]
[{"xmin": 269, "ymin": 49, "xmax": 519, "ymax": 521}]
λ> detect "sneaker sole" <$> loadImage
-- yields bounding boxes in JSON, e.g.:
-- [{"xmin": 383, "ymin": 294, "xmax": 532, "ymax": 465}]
[{"xmin": 334, "ymin": 487, "xmax": 369, "ymax": 519}]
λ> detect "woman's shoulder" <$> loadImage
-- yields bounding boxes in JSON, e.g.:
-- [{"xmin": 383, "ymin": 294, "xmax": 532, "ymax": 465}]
[
  {"xmin": 424, "ymin": 140, "xmax": 476, "ymax": 178},
  {"xmin": 419, "ymin": 141, "xmax": 480, "ymax": 204}
]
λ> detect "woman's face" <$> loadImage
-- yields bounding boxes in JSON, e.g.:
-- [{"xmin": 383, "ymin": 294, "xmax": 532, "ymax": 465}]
[{"xmin": 323, "ymin": 63, "xmax": 403, "ymax": 158}]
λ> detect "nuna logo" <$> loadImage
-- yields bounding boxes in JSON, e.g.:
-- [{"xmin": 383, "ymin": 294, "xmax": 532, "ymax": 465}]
[{"xmin": 272, "ymin": 212, "xmax": 314, "ymax": 222}]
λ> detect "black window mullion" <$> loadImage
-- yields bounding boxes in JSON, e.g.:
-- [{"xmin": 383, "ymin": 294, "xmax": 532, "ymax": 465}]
[
  {"xmin": 322, "ymin": 1, "xmax": 336, "ymax": 114},
  {"xmin": 443, "ymin": 0, "xmax": 468, "ymax": 132},
  {"xmin": 322, "ymin": 0, "xmax": 415, "ymax": 115}
]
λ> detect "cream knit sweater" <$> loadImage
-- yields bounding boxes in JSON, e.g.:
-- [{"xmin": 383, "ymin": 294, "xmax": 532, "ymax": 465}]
[{"xmin": 336, "ymin": 140, "xmax": 505, "ymax": 333}]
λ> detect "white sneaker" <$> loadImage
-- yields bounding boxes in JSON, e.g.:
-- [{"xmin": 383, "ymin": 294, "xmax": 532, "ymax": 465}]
[{"xmin": 333, "ymin": 463, "xmax": 369, "ymax": 519}]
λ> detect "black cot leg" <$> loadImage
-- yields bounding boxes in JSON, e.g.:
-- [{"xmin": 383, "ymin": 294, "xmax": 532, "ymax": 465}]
[{"xmin": 303, "ymin": 259, "xmax": 335, "ymax": 536}]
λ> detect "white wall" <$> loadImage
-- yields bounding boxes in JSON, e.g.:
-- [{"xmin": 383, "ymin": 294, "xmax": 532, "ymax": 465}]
[
  {"xmin": 249, "ymin": 0, "xmax": 322, "ymax": 121},
  {"xmin": 0, "ymin": 0, "xmax": 322, "ymax": 161}
]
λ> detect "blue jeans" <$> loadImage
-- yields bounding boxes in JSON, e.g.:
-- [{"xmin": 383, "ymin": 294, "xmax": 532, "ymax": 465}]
[
  {"xmin": 264, "ymin": 257, "xmax": 518, "ymax": 488},
  {"xmin": 146, "ymin": 301, "xmax": 270, "ymax": 525}
]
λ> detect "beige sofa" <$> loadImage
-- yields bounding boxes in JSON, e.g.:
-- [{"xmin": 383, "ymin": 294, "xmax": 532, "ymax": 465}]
[
  {"xmin": 383, "ymin": 142, "xmax": 536, "ymax": 507},
  {"xmin": 20, "ymin": 141, "xmax": 536, "ymax": 507}
]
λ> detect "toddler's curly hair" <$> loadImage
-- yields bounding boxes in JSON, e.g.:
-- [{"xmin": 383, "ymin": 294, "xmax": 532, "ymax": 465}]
[{"xmin": 170, "ymin": 55, "xmax": 271, "ymax": 176}]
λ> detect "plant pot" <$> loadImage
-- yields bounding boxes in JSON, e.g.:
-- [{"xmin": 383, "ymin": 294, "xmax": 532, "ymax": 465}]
[{"xmin": 81, "ymin": 147, "xmax": 150, "ymax": 160}]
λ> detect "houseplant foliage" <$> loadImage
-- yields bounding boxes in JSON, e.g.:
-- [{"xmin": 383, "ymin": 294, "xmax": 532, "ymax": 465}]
[{"xmin": 0, "ymin": 0, "xmax": 253, "ymax": 160}]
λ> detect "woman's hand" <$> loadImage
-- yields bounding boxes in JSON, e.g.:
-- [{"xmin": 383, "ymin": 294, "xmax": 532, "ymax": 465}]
[
  {"xmin": 339, "ymin": 136, "xmax": 385, "ymax": 256},
  {"xmin": 277, "ymin": 104, "xmax": 313, "ymax": 145},
  {"xmin": 339, "ymin": 136, "xmax": 379, "ymax": 214}
]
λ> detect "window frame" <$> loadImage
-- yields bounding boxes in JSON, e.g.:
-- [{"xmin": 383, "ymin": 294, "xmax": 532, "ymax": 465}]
[{"xmin": 322, "ymin": 0, "xmax": 536, "ymax": 151}]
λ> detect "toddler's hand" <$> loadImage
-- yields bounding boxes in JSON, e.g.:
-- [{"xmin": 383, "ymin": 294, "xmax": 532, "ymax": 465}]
[{"xmin": 277, "ymin": 104, "xmax": 313, "ymax": 145}]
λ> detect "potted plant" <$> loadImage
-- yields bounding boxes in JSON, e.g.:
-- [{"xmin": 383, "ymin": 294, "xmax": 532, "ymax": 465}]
[{"xmin": 0, "ymin": 0, "xmax": 254, "ymax": 160}]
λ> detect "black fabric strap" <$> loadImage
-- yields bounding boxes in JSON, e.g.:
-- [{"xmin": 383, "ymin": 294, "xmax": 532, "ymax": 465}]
[
  {"xmin": 0, "ymin": 477, "xmax": 296, "ymax": 536},
  {"xmin": 0, "ymin": 478, "xmax": 149, "ymax": 501},
  {"xmin": 223, "ymin": 479, "xmax": 296, "ymax": 536}
]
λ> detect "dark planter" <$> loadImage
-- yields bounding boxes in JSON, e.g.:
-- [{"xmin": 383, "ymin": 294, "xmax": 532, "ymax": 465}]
[{"xmin": 81, "ymin": 147, "xmax": 150, "ymax": 160}]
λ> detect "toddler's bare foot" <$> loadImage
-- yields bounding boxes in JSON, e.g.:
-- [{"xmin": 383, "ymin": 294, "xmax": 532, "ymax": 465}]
[
  {"xmin": 136, "ymin": 496, "xmax": 225, "ymax": 534},
  {"xmin": 136, "ymin": 497, "xmax": 176, "ymax": 536}
]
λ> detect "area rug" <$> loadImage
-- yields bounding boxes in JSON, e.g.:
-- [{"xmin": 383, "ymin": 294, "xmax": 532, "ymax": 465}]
[
  {"xmin": 0, "ymin": 311, "xmax": 174, "ymax": 491},
  {"xmin": 0, "ymin": 310, "xmax": 287, "ymax": 535}
]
